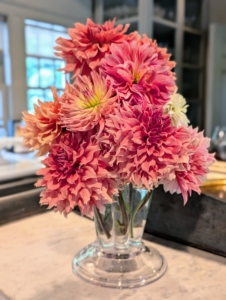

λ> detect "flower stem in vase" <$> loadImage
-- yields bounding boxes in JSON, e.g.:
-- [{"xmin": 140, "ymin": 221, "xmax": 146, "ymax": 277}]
[
  {"xmin": 130, "ymin": 190, "xmax": 153, "ymax": 239},
  {"xmin": 94, "ymin": 206, "xmax": 111, "ymax": 239},
  {"xmin": 129, "ymin": 183, "xmax": 133, "ymax": 207},
  {"xmin": 118, "ymin": 190, "xmax": 130, "ymax": 234}
]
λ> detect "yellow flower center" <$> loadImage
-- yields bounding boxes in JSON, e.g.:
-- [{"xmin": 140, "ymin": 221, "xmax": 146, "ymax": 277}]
[
  {"xmin": 85, "ymin": 95, "xmax": 100, "ymax": 108},
  {"xmin": 80, "ymin": 89, "xmax": 102, "ymax": 110},
  {"xmin": 132, "ymin": 72, "xmax": 141, "ymax": 84}
]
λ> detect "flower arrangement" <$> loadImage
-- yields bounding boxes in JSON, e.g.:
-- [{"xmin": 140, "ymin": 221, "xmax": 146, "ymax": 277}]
[{"xmin": 22, "ymin": 19, "xmax": 215, "ymax": 218}]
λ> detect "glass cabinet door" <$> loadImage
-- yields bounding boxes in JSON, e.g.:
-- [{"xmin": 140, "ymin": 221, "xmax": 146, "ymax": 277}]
[
  {"xmin": 184, "ymin": 0, "xmax": 202, "ymax": 29},
  {"xmin": 183, "ymin": 32, "xmax": 201, "ymax": 65},
  {"xmin": 103, "ymin": 0, "xmax": 138, "ymax": 21},
  {"xmin": 153, "ymin": 23, "xmax": 175, "ymax": 60},
  {"xmin": 153, "ymin": 0, "xmax": 176, "ymax": 22},
  {"xmin": 127, "ymin": 22, "xmax": 138, "ymax": 33},
  {"xmin": 182, "ymin": 68, "xmax": 200, "ymax": 99},
  {"xmin": 186, "ymin": 102, "xmax": 202, "ymax": 129}
]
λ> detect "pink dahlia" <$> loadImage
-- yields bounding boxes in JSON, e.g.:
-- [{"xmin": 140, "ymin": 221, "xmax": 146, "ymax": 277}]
[
  {"xmin": 98, "ymin": 103, "xmax": 183, "ymax": 189},
  {"xmin": 60, "ymin": 71, "xmax": 118, "ymax": 132},
  {"xmin": 55, "ymin": 18, "xmax": 129, "ymax": 77},
  {"xmin": 22, "ymin": 87, "xmax": 62, "ymax": 156},
  {"xmin": 101, "ymin": 40, "xmax": 176, "ymax": 106},
  {"xmin": 141, "ymin": 34, "xmax": 175, "ymax": 68},
  {"xmin": 160, "ymin": 127, "xmax": 215, "ymax": 203},
  {"xmin": 36, "ymin": 131, "xmax": 118, "ymax": 217}
]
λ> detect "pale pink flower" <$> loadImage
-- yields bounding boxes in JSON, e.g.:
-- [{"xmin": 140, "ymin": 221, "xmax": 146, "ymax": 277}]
[
  {"xmin": 60, "ymin": 71, "xmax": 118, "ymax": 133},
  {"xmin": 98, "ymin": 103, "xmax": 183, "ymax": 189},
  {"xmin": 36, "ymin": 131, "xmax": 118, "ymax": 217},
  {"xmin": 101, "ymin": 40, "xmax": 176, "ymax": 106},
  {"xmin": 55, "ymin": 18, "xmax": 129, "ymax": 77},
  {"xmin": 160, "ymin": 127, "xmax": 215, "ymax": 203},
  {"xmin": 22, "ymin": 87, "xmax": 62, "ymax": 156}
]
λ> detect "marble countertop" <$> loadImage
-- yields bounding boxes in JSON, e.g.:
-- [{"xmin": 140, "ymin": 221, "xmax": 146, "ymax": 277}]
[
  {"xmin": 0, "ymin": 159, "xmax": 42, "ymax": 182},
  {"xmin": 0, "ymin": 212, "xmax": 226, "ymax": 300}
]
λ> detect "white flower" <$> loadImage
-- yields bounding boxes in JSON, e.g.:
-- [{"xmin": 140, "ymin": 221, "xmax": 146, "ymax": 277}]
[{"xmin": 164, "ymin": 93, "xmax": 189, "ymax": 127}]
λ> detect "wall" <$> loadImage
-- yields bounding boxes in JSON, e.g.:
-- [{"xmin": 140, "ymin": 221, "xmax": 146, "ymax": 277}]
[
  {"xmin": 0, "ymin": 0, "xmax": 91, "ymax": 121},
  {"xmin": 209, "ymin": 0, "xmax": 226, "ymax": 24},
  {"xmin": 205, "ymin": 1, "xmax": 226, "ymax": 135}
]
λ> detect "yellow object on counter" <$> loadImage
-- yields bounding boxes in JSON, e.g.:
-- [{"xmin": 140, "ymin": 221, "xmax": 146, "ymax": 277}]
[{"xmin": 203, "ymin": 160, "xmax": 226, "ymax": 186}]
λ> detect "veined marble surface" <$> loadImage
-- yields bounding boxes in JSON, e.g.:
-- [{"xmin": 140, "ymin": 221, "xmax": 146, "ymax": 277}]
[{"xmin": 0, "ymin": 212, "xmax": 226, "ymax": 300}]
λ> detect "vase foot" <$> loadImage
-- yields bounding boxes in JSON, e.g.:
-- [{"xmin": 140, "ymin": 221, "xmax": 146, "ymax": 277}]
[{"xmin": 72, "ymin": 242, "xmax": 167, "ymax": 289}]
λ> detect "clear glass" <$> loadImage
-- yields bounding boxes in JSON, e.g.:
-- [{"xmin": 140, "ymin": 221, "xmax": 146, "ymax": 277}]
[
  {"xmin": 126, "ymin": 22, "xmax": 138, "ymax": 34},
  {"xmin": 39, "ymin": 58, "xmax": 54, "ymax": 88},
  {"xmin": 153, "ymin": 23, "xmax": 175, "ymax": 60},
  {"xmin": 103, "ymin": 0, "xmax": 138, "ymax": 21},
  {"xmin": 185, "ymin": 0, "xmax": 202, "ymax": 29},
  {"xmin": 53, "ymin": 32, "xmax": 69, "ymax": 44},
  {"xmin": 72, "ymin": 185, "xmax": 167, "ymax": 289},
  {"xmin": 55, "ymin": 60, "xmax": 66, "ymax": 89},
  {"xmin": 44, "ymin": 89, "xmax": 53, "ymax": 101},
  {"xmin": 182, "ymin": 68, "xmax": 200, "ymax": 99},
  {"xmin": 186, "ymin": 102, "xmax": 201, "ymax": 129},
  {"xmin": 27, "ymin": 89, "xmax": 44, "ymax": 113},
  {"xmin": 38, "ymin": 28, "xmax": 55, "ymax": 57},
  {"xmin": 26, "ymin": 57, "xmax": 39, "ymax": 87},
  {"xmin": 154, "ymin": 0, "xmax": 176, "ymax": 22},
  {"xmin": 183, "ymin": 32, "xmax": 201, "ymax": 65},
  {"xmin": 25, "ymin": 26, "xmax": 39, "ymax": 55},
  {"xmin": 211, "ymin": 127, "xmax": 226, "ymax": 161}
]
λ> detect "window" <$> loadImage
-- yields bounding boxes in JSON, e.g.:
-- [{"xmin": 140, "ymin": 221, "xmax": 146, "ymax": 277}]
[
  {"xmin": 0, "ymin": 15, "xmax": 8, "ymax": 137},
  {"xmin": 24, "ymin": 19, "xmax": 69, "ymax": 113}
]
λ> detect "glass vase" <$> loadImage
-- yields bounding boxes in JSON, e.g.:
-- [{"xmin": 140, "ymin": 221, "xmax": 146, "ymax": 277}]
[{"xmin": 72, "ymin": 185, "xmax": 167, "ymax": 288}]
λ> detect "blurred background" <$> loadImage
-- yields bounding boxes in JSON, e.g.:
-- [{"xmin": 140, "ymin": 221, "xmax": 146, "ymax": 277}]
[
  {"xmin": 0, "ymin": 0, "xmax": 226, "ymax": 219},
  {"xmin": 0, "ymin": 0, "xmax": 225, "ymax": 137}
]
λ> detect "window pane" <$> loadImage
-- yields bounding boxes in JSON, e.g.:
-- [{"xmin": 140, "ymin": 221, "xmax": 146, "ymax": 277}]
[
  {"xmin": 53, "ymin": 32, "xmax": 69, "ymax": 44},
  {"xmin": 187, "ymin": 102, "xmax": 201, "ymax": 128},
  {"xmin": 183, "ymin": 32, "xmax": 201, "ymax": 65},
  {"xmin": 0, "ymin": 94, "xmax": 3, "ymax": 118},
  {"xmin": 0, "ymin": 127, "xmax": 7, "ymax": 137},
  {"xmin": 25, "ymin": 19, "xmax": 40, "ymax": 26},
  {"xmin": 103, "ymin": 0, "xmax": 138, "ymax": 21},
  {"xmin": 65, "ymin": 73, "xmax": 70, "ymax": 83},
  {"xmin": 44, "ymin": 88, "xmax": 53, "ymax": 101},
  {"xmin": 58, "ymin": 90, "xmax": 64, "ymax": 96},
  {"xmin": 52, "ymin": 25, "xmax": 67, "ymax": 32},
  {"xmin": 38, "ymin": 28, "xmax": 55, "ymax": 57},
  {"xmin": 36, "ymin": 21, "xmax": 52, "ymax": 29},
  {"xmin": 153, "ymin": 23, "xmax": 175, "ymax": 60},
  {"xmin": 27, "ymin": 89, "xmax": 44, "ymax": 114},
  {"xmin": 154, "ymin": 0, "xmax": 176, "ymax": 21},
  {"xmin": 26, "ymin": 57, "xmax": 39, "ymax": 87},
  {"xmin": 127, "ymin": 22, "xmax": 138, "ymax": 34},
  {"xmin": 185, "ymin": 0, "xmax": 202, "ymax": 29},
  {"xmin": 39, "ymin": 58, "xmax": 54, "ymax": 88},
  {"xmin": 25, "ymin": 26, "xmax": 39, "ymax": 55},
  {"xmin": 55, "ymin": 60, "xmax": 66, "ymax": 89},
  {"xmin": 182, "ymin": 68, "xmax": 200, "ymax": 99}
]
